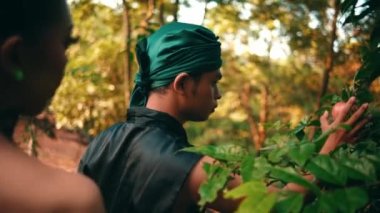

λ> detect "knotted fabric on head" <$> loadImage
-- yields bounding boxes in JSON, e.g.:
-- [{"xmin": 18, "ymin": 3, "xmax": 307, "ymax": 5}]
[{"xmin": 130, "ymin": 22, "xmax": 222, "ymax": 107}]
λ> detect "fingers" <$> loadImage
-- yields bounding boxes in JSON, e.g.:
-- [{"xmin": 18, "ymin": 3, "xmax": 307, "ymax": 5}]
[
  {"xmin": 320, "ymin": 111, "xmax": 329, "ymax": 132},
  {"xmin": 333, "ymin": 97, "xmax": 356, "ymax": 123},
  {"xmin": 319, "ymin": 97, "xmax": 368, "ymax": 143},
  {"xmin": 319, "ymin": 133, "xmax": 342, "ymax": 154},
  {"xmin": 345, "ymin": 103, "xmax": 368, "ymax": 125},
  {"xmin": 345, "ymin": 116, "xmax": 370, "ymax": 143},
  {"xmin": 319, "ymin": 96, "xmax": 370, "ymax": 152}
]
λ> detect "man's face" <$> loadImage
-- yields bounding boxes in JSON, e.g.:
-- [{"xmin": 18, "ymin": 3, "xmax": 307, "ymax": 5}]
[
  {"xmin": 19, "ymin": 2, "xmax": 73, "ymax": 115},
  {"xmin": 182, "ymin": 70, "xmax": 222, "ymax": 121}
]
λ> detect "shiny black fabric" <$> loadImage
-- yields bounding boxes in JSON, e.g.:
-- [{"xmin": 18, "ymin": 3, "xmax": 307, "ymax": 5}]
[{"xmin": 79, "ymin": 107, "xmax": 202, "ymax": 213}]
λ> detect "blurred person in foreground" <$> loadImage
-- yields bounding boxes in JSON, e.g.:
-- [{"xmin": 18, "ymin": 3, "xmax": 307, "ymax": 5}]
[
  {"xmin": 79, "ymin": 22, "xmax": 368, "ymax": 213},
  {"xmin": 0, "ymin": 0, "xmax": 105, "ymax": 212}
]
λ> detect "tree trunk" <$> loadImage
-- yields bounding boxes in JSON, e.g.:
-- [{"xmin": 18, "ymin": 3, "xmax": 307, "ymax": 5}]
[
  {"xmin": 173, "ymin": 0, "xmax": 179, "ymax": 22},
  {"xmin": 317, "ymin": 0, "xmax": 340, "ymax": 108},
  {"xmin": 241, "ymin": 83, "xmax": 261, "ymax": 150},
  {"xmin": 258, "ymin": 85, "xmax": 268, "ymax": 147},
  {"xmin": 202, "ymin": 0, "xmax": 208, "ymax": 24},
  {"xmin": 139, "ymin": 0, "xmax": 155, "ymax": 36},
  {"xmin": 123, "ymin": 0, "xmax": 132, "ymax": 107},
  {"xmin": 308, "ymin": 0, "xmax": 340, "ymax": 140},
  {"xmin": 158, "ymin": 0, "xmax": 165, "ymax": 25}
]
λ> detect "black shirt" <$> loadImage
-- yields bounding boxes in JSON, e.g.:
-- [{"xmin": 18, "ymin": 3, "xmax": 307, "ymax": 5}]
[{"xmin": 79, "ymin": 107, "xmax": 202, "ymax": 213}]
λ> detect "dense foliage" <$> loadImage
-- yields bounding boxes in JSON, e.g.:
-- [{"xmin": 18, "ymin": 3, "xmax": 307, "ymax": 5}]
[
  {"xmin": 22, "ymin": 0, "xmax": 379, "ymax": 210},
  {"xmin": 184, "ymin": 0, "xmax": 380, "ymax": 212},
  {"xmin": 46, "ymin": 0, "xmax": 370, "ymax": 143}
]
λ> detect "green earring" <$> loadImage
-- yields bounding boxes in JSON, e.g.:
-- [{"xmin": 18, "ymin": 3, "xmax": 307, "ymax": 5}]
[{"xmin": 12, "ymin": 68, "xmax": 24, "ymax": 81}]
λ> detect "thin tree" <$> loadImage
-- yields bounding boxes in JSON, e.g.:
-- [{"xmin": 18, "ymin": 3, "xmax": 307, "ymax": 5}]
[
  {"xmin": 173, "ymin": 0, "xmax": 179, "ymax": 21},
  {"xmin": 317, "ymin": 0, "xmax": 340, "ymax": 108},
  {"xmin": 122, "ymin": 0, "xmax": 132, "ymax": 107}
]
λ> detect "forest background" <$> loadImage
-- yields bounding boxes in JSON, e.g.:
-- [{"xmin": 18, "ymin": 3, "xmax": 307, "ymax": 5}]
[
  {"xmin": 17, "ymin": 0, "xmax": 378, "ymax": 171},
  {"xmin": 14, "ymin": 0, "xmax": 380, "ymax": 211}
]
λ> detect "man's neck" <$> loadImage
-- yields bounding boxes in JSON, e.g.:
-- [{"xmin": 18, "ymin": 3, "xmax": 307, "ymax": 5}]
[{"xmin": 145, "ymin": 93, "xmax": 185, "ymax": 124}]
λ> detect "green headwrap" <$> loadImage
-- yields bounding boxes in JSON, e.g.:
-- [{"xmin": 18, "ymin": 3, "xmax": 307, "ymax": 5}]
[{"xmin": 130, "ymin": 22, "xmax": 222, "ymax": 107}]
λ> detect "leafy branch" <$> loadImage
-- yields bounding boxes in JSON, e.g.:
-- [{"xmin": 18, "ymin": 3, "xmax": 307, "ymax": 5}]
[{"xmin": 183, "ymin": 0, "xmax": 380, "ymax": 212}]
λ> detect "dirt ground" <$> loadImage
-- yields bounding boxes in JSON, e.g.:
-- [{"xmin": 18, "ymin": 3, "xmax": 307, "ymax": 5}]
[{"xmin": 13, "ymin": 120, "xmax": 88, "ymax": 172}]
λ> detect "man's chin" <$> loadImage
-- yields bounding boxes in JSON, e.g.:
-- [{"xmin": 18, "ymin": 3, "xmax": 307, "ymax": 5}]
[{"xmin": 191, "ymin": 115, "xmax": 210, "ymax": 122}]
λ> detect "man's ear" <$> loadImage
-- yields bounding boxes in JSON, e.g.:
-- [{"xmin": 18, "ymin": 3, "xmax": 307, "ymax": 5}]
[
  {"xmin": 0, "ymin": 36, "xmax": 23, "ymax": 77},
  {"xmin": 172, "ymin": 72, "xmax": 192, "ymax": 95}
]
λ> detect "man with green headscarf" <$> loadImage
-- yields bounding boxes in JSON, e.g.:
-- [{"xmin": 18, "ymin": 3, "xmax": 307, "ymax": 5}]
[
  {"xmin": 78, "ymin": 22, "xmax": 234, "ymax": 213},
  {"xmin": 78, "ymin": 22, "xmax": 368, "ymax": 213}
]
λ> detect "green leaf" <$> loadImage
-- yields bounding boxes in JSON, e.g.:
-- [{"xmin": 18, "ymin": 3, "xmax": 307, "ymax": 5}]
[
  {"xmin": 288, "ymin": 142, "xmax": 316, "ymax": 166},
  {"xmin": 225, "ymin": 181, "xmax": 267, "ymax": 199},
  {"xmin": 303, "ymin": 201, "xmax": 320, "ymax": 213},
  {"xmin": 294, "ymin": 129, "xmax": 305, "ymax": 141},
  {"xmin": 241, "ymin": 155, "xmax": 255, "ymax": 182},
  {"xmin": 312, "ymin": 131, "xmax": 330, "ymax": 152},
  {"xmin": 273, "ymin": 192, "xmax": 303, "ymax": 213},
  {"xmin": 341, "ymin": 87, "xmax": 351, "ymax": 101},
  {"xmin": 292, "ymin": 118, "xmax": 319, "ymax": 141},
  {"xmin": 182, "ymin": 145, "xmax": 217, "ymax": 157},
  {"xmin": 225, "ymin": 181, "xmax": 277, "ymax": 213},
  {"xmin": 268, "ymin": 146, "xmax": 289, "ymax": 163},
  {"xmin": 308, "ymin": 120, "xmax": 321, "ymax": 127},
  {"xmin": 198, "ymin": 163, "xmax": 232, "ymax": 206},
  {"xmin": 252, "ymin": 157, "xmax": 271, "ymax": 180},
  {"xmin": 269, "ymin": 167, "xmax": 320, "ymax": 195},
  {"xmin": 305, "ymin": 155, "xmax": 347, "ymax": 186},
  {"xmin": 319, "ymin": 187, "xmax": 368, "ymax": 213},
  {"xmin": 181, "ymin": 144, "xmax": 247, "ymax": 162},
  {"xmin": 355, "ymin": 88, "xmax": 374, "ymax": 103},
  {"xmin": 365, "ymin": 154, "xmax": 380, "ymax": 171},
  {"xmin": 236, "ymin": 193, "xmax": 277, "ymax": 213},
  {"xmin": 292, "ymin": 120, "xmax": 308, "ymax": 140},
  {"xmin": 341, "ymin": 156, "xmax": 376, "ymax": 182}
]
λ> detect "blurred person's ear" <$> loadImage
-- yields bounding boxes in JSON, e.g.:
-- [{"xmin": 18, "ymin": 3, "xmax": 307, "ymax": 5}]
[{"xmin": 0, "ymin": 36, "xmax": 23, "ymax": 80}]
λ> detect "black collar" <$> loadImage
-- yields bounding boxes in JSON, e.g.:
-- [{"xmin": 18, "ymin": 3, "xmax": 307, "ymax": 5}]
[{"xmin": 126, "ymin": 107, "xmax": 187, "ymax": 140}]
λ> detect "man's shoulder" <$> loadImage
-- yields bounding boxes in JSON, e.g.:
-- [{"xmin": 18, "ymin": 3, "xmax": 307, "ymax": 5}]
[
  {"xmin": 87, "ymin": 122, "xmax": 130, "ymax": 148},
  {"xmin": 95, "ymin": 122, "xmax": 128, "ymax": 137},
  {"xmin": 0, "ymin": 143, "xmax": 104, "ymax": 212},
  {"xmin": 80, "ymin": 120, "xmax": 191, "ymax": 168},
  {"xmin": 92, "ymin": 120, "xmax": 180, "ymax": 144}
]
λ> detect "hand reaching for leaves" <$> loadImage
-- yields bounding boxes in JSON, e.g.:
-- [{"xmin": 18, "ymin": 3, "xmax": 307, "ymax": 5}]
[{"xmin": 319, "ymin": 97, "xmax": 369, "ymax": 154}]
